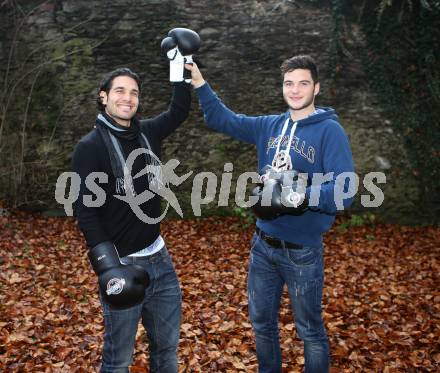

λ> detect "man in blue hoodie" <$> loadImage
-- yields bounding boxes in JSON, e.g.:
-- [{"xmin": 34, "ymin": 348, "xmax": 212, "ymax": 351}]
[{"xmin": 187, "ymin": 55, "xmax": 354, "ymax": 372}]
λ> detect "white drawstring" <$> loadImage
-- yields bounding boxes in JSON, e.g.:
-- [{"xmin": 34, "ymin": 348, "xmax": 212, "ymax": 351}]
[{"xmin": 274, "ymin": 117, "xmax": 297, "ymax": 167}]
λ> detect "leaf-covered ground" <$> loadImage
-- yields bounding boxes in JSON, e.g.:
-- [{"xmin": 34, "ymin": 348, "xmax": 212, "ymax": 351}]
[{"xmin": 0, "ymin": 212, "xmax": 439, "ymax": 372}]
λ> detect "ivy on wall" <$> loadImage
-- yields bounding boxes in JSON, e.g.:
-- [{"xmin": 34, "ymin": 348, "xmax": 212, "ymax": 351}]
[{"xmin": 332, "ymin": 0, "xmax": 440, "ymax": 215}]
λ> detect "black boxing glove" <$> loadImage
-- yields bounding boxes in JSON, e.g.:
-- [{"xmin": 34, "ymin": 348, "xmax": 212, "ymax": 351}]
[
  {"xmin": 278, "ymin": 170, "xmax": 309, "ymax": 215},
  {"xmin": 250, "ymin": 169, "xmax": 309, "ymax": 220},
  {"xmin": 161, "ymin": 27, "xmax": 201, "ymax": 83},
  {"xmin": 250, "ymin": 179, "xmax": 283, "ymax": 220},
  {"xmin": 88, "ymin": 242, "xmax": 150, "ymax": 309}
]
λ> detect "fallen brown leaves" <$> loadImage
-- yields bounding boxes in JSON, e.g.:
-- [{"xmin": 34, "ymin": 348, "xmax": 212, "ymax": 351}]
[{"xmin": 0, "ymin": 212, "xmax": 439, "ymax": 372}]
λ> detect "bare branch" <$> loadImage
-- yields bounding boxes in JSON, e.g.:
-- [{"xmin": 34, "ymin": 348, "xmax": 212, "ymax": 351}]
[{"xmin": 18, "ymin": 68, "xmax": 43, "ymax": 185}]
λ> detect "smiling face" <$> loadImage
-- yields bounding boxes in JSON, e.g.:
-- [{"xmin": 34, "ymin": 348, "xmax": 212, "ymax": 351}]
[
  {"xmin": 282, "ymin": 69, "xmax": 320, "ymax": 120},
  {"xmin": 100, "ymin": 75, "xmax": 139, "ymax": 127}
]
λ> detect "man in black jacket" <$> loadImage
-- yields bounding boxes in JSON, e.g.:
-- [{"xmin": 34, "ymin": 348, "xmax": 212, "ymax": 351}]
[{"xmin": 72, "ymin": 67, "xmax": 191, "ymax": 373}]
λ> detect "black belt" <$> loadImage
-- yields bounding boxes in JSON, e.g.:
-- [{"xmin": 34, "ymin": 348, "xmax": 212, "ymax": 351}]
[{"xmin": 255, "ymin": 227, "xmax": 303, "ymax": 250}]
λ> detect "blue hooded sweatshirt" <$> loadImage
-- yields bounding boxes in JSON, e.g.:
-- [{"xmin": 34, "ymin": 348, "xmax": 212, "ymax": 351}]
[{"xmin": 196, "ymin": 82, "xmax": 355, "ymax": 248}]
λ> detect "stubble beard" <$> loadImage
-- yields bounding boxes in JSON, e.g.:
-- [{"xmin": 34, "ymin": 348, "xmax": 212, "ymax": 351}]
[
  {"xmin": 105, "ymin": 107, "xmax": 136, "ymax": 126},
  {"xmin": 287, "ymin": 94, "xmax": 315, "ymax": 112}
]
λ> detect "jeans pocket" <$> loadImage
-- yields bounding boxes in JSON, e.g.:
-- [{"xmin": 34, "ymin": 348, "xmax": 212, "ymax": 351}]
[
  {"xmin": 155, "ymin": 251, "xmax": 181, "ymax": 291},
  {"xmin": 250, "ymin": 233, "xmax": 259, "ymax": 251},
  {"xmin": 286, "ymin": 246, "xmax": 320, "ymax": 267}
]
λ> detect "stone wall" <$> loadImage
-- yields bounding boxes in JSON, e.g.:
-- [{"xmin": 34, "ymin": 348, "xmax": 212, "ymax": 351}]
[{"xmin": 0, "ymin": 0, "xmax": 425, "ymax": 223}]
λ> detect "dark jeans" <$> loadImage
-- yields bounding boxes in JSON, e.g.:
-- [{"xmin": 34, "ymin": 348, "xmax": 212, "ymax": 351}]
[
  {"xmin": 99, "ymin": 246, "xmax": 181, "ymax": 373},
  {"xmin": 247, "ymin": 233, "xmax": 330, "ymax": 373}
]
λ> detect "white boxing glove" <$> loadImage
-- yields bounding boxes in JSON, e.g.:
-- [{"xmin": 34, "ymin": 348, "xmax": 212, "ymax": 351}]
[{"xmin": 161, "ymin": 28, "xmax": 201, "ymax": 83}]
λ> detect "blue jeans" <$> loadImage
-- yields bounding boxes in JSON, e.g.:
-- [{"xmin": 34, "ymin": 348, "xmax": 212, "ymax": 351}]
[
  {"xmin": 247, "ymin": 233, "xmax": 329, "ymax": 373},
  {"xmin": 99, "ymin": 246, "xmax": 182, "ymax": 373}
]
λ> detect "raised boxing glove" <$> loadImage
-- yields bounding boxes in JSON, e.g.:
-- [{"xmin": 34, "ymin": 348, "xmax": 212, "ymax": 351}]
[
  {"xmin": 88, "ymin": 242, "xmax": 150, "ymax": 309},
  {"xmin": 161, "ymin": 28, "xmax": 201, "ymax": 83}
]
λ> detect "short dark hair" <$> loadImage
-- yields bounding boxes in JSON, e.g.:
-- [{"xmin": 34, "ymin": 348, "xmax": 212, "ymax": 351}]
[
  {"xmin": 280, "ymin": 55, "xmax": 319, "ymax": 83},
  {"xmin": 96, "ymin": 67, "xmax": 142, "ymax": 112}
]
